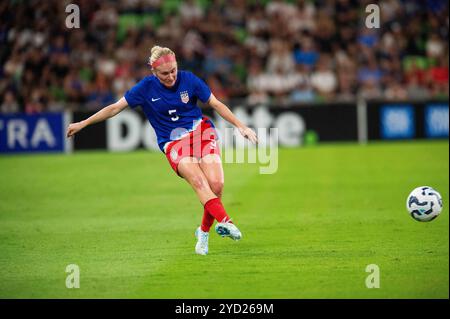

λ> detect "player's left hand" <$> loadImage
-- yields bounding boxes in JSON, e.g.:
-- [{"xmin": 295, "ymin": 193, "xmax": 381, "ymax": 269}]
[{"xmin": 238, "ymin": 126, "xmax": 258, "ymax": 144}]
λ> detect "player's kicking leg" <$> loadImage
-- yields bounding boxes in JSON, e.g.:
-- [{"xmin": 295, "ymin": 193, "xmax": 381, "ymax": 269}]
[
  {"xmin": 199, "ymin": 154, "xmax": 242, "ymax": 241},
  {"xmin": 214, "ymin": 218, "xmax": 242, "ymax": 240},
  {"xmin": 178, "ymin": 156, "xmax": 241, "ymax": 255}
]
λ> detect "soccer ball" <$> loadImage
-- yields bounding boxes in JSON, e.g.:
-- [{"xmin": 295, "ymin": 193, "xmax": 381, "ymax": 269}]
[{"xmin": 406, "ymin": 186, "xmax": 443, "ymax": 222}]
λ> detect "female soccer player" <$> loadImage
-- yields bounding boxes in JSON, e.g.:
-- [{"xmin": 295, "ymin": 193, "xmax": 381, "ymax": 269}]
[{"xmin": 66, "ymin": 46, "xmax": 258, "ymax": 255}]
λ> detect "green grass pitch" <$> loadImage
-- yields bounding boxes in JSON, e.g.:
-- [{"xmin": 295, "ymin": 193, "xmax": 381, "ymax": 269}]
[{"xmin": 0, "ymin": 140, "xmax": 448, "ymax": 298}]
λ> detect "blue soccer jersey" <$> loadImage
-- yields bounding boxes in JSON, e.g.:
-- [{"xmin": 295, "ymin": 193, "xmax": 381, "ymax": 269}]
[{"xmin": 124, "ymin": 71, "xmax": 212, "ymax": 152}]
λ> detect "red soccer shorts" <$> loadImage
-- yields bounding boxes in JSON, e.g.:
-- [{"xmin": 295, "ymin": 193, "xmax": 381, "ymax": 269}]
[{"xmin": 165, "ymin": 117, "xmax": 220, "ymax": 175}]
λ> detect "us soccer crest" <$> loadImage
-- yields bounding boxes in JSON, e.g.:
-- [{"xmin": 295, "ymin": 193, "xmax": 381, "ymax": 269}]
[{"xmin": 180, "ymin": 91, "xmax": 189, "ymax": 104}]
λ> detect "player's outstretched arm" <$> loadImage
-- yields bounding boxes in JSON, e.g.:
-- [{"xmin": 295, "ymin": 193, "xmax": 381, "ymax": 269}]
[
  {"xmin": 66, "ymin": 97, "xmax": 129, "ymax": 138},
  {"xmin": 207, "ymin": 94, "xmax": 258, "ymax": 144}
]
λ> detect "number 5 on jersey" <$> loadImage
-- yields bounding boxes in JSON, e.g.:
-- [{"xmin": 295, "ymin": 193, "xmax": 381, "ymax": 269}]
[{"xmin": 169, "ymin": 109, "xmax": 179, "ymax": 121}]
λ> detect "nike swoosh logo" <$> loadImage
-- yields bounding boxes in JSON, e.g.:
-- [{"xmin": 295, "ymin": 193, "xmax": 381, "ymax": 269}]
[{"xmin": 151, "ymin": 98, "xmax": 161, "ymax": 102}]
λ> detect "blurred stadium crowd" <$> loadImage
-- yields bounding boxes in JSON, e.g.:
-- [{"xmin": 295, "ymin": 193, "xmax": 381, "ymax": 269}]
[{"xmin": 0, "ymin": 0, "xmax": 448, "ymax": 114}]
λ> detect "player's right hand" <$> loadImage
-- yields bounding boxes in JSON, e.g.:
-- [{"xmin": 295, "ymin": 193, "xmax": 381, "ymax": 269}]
[{"xmin": 66, "ymin": 122, "xmax": 85, "ymax": 138}]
